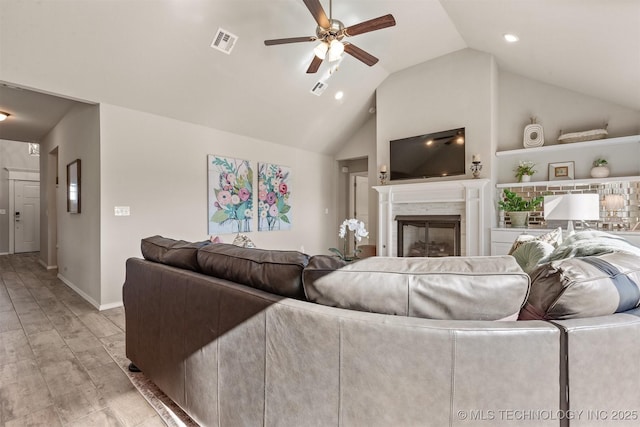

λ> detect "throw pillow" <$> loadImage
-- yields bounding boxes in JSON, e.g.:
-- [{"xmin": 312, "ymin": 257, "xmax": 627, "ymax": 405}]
[
  {"xmin": 539, "ymin": 230, "xmax": 640, "ymax": 264},
  {"xmin": 508, "ymin": 227, "xmax": 562, "ymax": 255},
  {"xmin": 510, "ymin": 240, "xmax": 555, "ymax": 274}
]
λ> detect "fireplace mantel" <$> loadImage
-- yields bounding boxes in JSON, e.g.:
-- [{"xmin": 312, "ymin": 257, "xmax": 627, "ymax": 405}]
[{"xmin": 374, "ymin": 179, "xmax": 490, "ymax": 256}]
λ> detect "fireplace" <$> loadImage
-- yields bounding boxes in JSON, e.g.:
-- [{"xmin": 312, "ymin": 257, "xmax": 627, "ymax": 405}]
[
  {"xmin": 396, "ymin": 215, "xmax": 461, "ymax": 257},
  {"xmin": 375, "ymin": 179, "xmax": 489, "ymax": 256}
]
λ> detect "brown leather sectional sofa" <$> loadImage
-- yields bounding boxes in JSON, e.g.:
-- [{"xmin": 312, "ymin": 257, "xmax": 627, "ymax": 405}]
[{"xmin": 123, "ymin": 237, "xmax": 640, "ymax": 426}]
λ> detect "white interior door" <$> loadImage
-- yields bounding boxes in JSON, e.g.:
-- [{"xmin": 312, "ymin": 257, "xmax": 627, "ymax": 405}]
[{"xmin": 14, "ymin": 180, "xmax": 40, "ymax": 253}]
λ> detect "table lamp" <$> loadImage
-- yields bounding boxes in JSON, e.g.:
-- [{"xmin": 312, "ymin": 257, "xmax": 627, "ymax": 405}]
[{"xmin": 543, "ymin": 194, "xmax": 600, "ymax": 233}]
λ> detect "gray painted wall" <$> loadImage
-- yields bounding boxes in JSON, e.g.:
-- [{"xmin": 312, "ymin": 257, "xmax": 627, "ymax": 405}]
[
  {"xmin": 0, "ymin": 140, "xmax": 40, "ymax": 254},
  {"xmin": 39, "ymin": 103, "xmax": 101, "ymax": 305}
]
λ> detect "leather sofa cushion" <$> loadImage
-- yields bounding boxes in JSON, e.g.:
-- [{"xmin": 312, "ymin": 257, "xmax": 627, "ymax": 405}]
[
  {"xmin": 520, "ymin": 252, "xmax": 640, "ymax": 320},
  {"xmin": 303, "ymin": 255, "xmax": 530, "ymax": 321},
  {"xmin": 141, "ymin": 235, "xmax": 209, "ymax": 271},
  {"xmin": 197, "ymin": 243, "xmax": 309, "ymax": 300}
]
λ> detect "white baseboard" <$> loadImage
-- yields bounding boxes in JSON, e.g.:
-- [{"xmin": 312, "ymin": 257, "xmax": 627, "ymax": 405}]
[
  {"xmin": 57, "ymin": 273, "xmax": 101, "ymax": 310},
  {"xmin": 38, "ymin": 258, "xmax": 57, "ymax": 270},
  {"xmin": 99, "ymin": 301, "xmax": 123, "ymax": 311},
  {"xmin": 0, "ymin": 252, "xmax": 8, "ymax": 256},
  {"xmin": 56, "ymin": 273, "xmax": 124, "ymax": 311}
]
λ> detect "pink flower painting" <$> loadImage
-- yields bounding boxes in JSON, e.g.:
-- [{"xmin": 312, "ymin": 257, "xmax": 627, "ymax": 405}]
[
  {"xmin": 208, "ymin": 155, "xmax": 253, "ymax": 234},
  {"xmin": 258, "ymin": 163, "xmax": 292, "ymax": 231}
]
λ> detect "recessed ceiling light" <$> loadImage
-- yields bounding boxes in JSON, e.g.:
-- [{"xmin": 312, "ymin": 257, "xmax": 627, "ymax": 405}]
[
  {"xmin": 503, "ymin": 33, "xmax": 519, "ymax": 43},
  {"xmin": 334, "ymin": 91, "xmax": 344, "ymax": 100},
  {"xmin": 0, "ymin": 111, "xmax": 9, "ymax": 122}
]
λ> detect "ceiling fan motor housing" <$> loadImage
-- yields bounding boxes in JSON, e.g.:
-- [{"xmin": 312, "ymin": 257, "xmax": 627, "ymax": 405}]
[{"xmin": 316, "ymin": 19, "xmax": 345, "ymax": 42}]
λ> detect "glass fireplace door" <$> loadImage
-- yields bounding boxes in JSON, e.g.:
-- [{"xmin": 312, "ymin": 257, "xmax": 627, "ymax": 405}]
[{"xmin": 396, "ymin": 215, "xmax": 461, "ymax": 257}]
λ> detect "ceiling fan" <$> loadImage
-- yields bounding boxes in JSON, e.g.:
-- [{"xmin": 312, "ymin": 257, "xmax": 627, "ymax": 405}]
[{"xmin": 264, "ymin": 0, "xmax": 396, "ymax": 73}]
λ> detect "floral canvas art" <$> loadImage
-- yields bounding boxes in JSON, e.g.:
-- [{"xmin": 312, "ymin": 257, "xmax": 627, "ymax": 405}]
[
  {"xmin": 208, "ymin": 155, "xmax": 253, "ymax": 234},
  {"xmin": 258, "ymin": 163, "xmax": 292, "ymax": 231}
]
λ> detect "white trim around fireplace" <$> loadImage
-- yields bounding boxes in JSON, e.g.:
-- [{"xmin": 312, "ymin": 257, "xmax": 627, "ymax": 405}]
[{"xmin": 374, "ymin": 179, "xmax": 490, "ymax": 257}]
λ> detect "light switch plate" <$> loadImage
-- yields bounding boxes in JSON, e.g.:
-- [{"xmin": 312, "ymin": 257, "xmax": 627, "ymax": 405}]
[
  {"xmin": 0, "ymin": 209, "xmax": 6, "ymax": 215},
  {"xmin": 114, "ymin": 206, "xmax": 130, "ymax": 216}
]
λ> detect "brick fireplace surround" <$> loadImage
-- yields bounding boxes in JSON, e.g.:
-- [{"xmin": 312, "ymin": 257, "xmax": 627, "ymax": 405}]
[{"xmin": 374, "ymin": 179, "xmax": 490, "ymax": 256}]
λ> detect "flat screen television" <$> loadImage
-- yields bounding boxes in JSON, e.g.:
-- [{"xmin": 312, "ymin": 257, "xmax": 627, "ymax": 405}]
[{"xmin": 390, "ymin": 127, "xmax": 465, "ymax": 181}]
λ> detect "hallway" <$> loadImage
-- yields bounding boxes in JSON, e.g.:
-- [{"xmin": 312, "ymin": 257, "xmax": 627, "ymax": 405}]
[{"xmin": 0, "ymin": 253, "xmax": 163, "ymax": 426}]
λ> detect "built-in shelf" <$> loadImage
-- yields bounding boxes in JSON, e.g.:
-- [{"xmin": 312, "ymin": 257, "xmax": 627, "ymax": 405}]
[
  {"xmin": 497, "ymin": 175, "xmax": 640, "ymax": 188},
  {"xmin": 495, "ymin": 134, "xmax": 640, "ymax": 157}
]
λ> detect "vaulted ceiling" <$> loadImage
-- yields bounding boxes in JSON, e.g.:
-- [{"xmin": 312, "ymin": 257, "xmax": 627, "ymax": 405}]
[{"xmin": 1, "ymin": 0, "xmax": 638, "ymax": 154}]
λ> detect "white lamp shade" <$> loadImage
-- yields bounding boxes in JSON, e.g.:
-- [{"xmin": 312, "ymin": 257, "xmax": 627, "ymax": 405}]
[{"xmin": 544, "ymin": 194, "xmax": 600, "ymax": 221}]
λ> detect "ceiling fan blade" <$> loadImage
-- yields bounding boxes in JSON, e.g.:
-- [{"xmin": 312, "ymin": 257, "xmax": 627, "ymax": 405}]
[
  {"xmin": 306, "ymin": 55, "xmax": 324, "ymax": 73},
  {"xmin": 343, "ymin": 14, "xmax": 396, "ymax": 37},
  {"xmin": 344, "ymin": 43, "xmax": 379, "ymax": 66},
  {"xmin": 303, "ymin": 0, "xmax": 330, "ymax": 29},
  {"xmin": 264, "ymin": 36, "xmax": 317, "ymax": 46}
]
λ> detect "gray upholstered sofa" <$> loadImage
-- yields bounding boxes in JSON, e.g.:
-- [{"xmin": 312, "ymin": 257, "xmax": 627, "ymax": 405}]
[{"xmin": 123, "ymin": 236, "xmax": 640, "ymax": 427}]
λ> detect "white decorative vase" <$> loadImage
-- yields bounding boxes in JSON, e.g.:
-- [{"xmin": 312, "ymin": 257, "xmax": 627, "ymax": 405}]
[
  {"xmin": 509, "ymin": 211, "xmax": 529, "ymax": 228},
  {"xmin": 590, "ymin": 166, "xmax": 610, "ymax": 178},
  {"xmin": 520, "ymin": 174, "xmax": 532, "ymax": 182}
]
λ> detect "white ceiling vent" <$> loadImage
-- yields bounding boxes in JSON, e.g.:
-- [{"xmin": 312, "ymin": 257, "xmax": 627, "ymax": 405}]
[
  {"xmin": 310, "ymin": 81, "xmax": 328, "ymax": 96},
  {"xmin": 210, "ymin": 28, "xmax": 238, "ymax": 54}
]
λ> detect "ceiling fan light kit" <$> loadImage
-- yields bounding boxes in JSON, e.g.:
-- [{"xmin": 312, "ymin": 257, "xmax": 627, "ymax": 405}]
[
  {"xmin": 328, "ymin": 39, "xmax": 344, "ymax": 62},
  {"xmin": 264, "ymin": 0, "xmax": 395, "ymax": 74},
  {"xmin": 314, "ymin": 42, "xmax": 329, "ymax": 59}
]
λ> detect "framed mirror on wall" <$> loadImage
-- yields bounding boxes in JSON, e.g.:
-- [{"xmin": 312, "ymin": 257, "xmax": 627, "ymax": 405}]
[{"xmin": 67, "ymin": 159, "xmax": 81, "ymax": 213}]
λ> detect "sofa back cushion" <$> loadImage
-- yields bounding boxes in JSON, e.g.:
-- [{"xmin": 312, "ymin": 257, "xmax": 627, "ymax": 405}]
[
  {"xmin": 520, "ymin": 252, "xmax": 640, "ymax": 320},
  {"xmin": 302, "ymin": 255, "xmax": 530, "ymax": 321},
  {"xmin": 197, "ymin": 243, "xmax": 309, "ymax": 300},
  {"xmin": 141, "ymin": 235, "xmax": 209, "ymax": 271}
]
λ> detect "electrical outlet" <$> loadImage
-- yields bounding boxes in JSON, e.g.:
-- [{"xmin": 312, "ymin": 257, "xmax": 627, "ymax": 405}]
[
  {"xmin": 114, "ymin": 206, "xmax": 130, "ymax": 216},
  {"xmin": 0, "ymin": 209, "xmax": 6, "ymax": 215}
]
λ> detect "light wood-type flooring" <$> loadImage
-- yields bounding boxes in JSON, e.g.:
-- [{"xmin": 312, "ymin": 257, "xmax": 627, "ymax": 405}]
[{"xmin": 0, "ymin": 253, "xmax": 165, "ymax": 426}]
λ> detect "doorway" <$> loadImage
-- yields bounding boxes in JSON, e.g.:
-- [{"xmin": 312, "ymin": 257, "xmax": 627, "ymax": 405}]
[
  {"xmin": 14, "ymin": 180, "xmax": 40, "ymax": 253},
  {"xmin": 349, "ymin": 172, "xmax": 370, "ymax": 252},
  {"xmin": 47, "ymin": 147, "xmax": 59, "ymax": 268},
  {"xmin": 337, "ymin": 157, "xmax": 370, "ymax": 254},
  {"xmin": 7, "ymin": 169, "xmax": 41, "ymax": 254}
]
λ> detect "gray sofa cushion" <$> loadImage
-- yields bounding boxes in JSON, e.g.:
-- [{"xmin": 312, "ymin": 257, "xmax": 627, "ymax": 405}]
[
  {"xmin": 141, "ymin": 235, "xmax": 209, "ymax": 271},
  {"xmin": 197, "ymin": 243, "xmax": 309, "ymax": 300},
  {"xmin": 302, "ymin": 256, "xmax": 530, "ymax": 321},
  {"xmin": 521, "ymin": 252, "xmax": 640, "ymax": 320}
]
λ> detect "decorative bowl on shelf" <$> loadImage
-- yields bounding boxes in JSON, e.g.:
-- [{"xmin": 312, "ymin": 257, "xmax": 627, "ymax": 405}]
[{"xmin": 558, "ymin": 128, "xmax": 608, "ymax": 144}]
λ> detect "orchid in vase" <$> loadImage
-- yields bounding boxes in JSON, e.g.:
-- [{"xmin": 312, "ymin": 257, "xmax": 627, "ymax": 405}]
[{"xmin": 329, "ymin": 218, "xmax": 369, "ymax": 261}]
